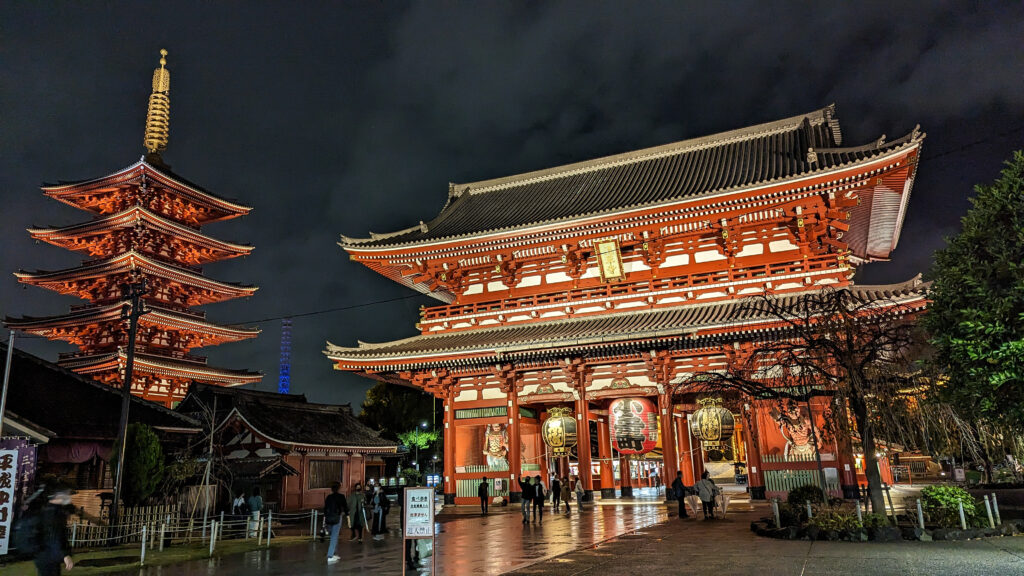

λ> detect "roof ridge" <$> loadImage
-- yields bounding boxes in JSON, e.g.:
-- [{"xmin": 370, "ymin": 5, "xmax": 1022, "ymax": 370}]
[{"xmin": 454, "ymin": 106, "xmax": 835, "ymax": 196}]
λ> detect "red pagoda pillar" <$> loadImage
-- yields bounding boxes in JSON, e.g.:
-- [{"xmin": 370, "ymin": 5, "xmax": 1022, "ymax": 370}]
[
  {"xmin": 658, "ymin": 392, "xmax": 678, "ymax": 500},
  {"xmin": 575, "ymin": 394, "xmax": 594, "ymax": 501},
  {"xmin": 597, "ymin": 417, "xmax": 615, "ymax": 499},
  {"xmin": 443, "ymin": 392, "xmax": 456, "ymax": 505},
  {"xmin": 508, "ymin": 388, "xmax": 523, "ymax": 503}
]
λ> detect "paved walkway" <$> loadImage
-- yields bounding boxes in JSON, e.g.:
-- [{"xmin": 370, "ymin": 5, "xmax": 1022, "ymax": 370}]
[
  {"xmin": 510, "ymin": 509, "xmax": 1024, "ymax": 576},
  {"xmin": 113, "ymin": 498, "xmax": 668, "ymax": 576}
]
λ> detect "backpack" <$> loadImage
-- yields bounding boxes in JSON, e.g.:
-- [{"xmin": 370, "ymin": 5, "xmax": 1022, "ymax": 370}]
[{"xmin": 12, "ymin": 510, "xmax": 42, "ymax": 556}]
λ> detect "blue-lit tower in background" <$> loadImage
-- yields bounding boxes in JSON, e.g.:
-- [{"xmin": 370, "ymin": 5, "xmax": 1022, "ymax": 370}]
[{"xmin": 278, "ymin": 318, "xmax": 292, "ymax": 393}]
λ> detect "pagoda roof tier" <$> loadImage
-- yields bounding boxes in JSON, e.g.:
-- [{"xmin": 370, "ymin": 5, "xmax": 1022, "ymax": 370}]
[
  {"xmin": 61, "ymin": 350, "xmax": 263, "ymax": 386},
  {"xmin": 6, "ymin": 303, "xmax": 259, "ymax": 348},
  {"xmin": 341, "ymin": 105, "xmax": 923, "ymax": 249},
  {"xmin": 326, "ymin": 277, "xmax": 928, "ymax": 371},
  {"xmin": 28, "ymin": 206, "xmax": 254, "ymax": 266},
  {"xmin": 41, "ymin": 159, "xmax": 251, "ymax": 225},
  {"xmin": 15, "ymin": 250, "xmax": 258, "ymax": 305}
]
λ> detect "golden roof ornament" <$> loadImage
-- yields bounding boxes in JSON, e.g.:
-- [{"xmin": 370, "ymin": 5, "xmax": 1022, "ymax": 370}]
[{"xmin": 143, "ymin": 49, "xmax": 171, "ymax": 158}]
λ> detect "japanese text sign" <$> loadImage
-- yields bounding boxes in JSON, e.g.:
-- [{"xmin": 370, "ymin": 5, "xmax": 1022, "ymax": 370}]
[
  {"xmin": 0, "ymin": 450, "xmax": 18, "ymax": 555},
  {"xmin": 404, "ymin": 488, "xmax": 434, "ymax": 539}
]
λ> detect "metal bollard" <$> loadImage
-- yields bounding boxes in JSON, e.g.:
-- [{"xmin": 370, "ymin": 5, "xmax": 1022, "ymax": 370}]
[
  {"xmin": 984, "ymin": 495, "xmax": 995, "ymax": 529},
  {"xmin": 992, "ymin": 493, "xmax": 1001, "ymax": 526},
  {"xmin": 958, "ymin": 500, "xmax": 967, "ymax": 530},
  {"xmin": 257, "ymin": 516, "xmax": 263, "ymax": 546},
  {"xmin": 141, "ymin": 525, "xmax": 148, "ymax": 566},
  {"xmin": 805, "ymin": 500, "xmax": 813, "ymax": 520},
  {"xmin": 71, "ymin": 523, "xmax": 77, "ymax": 548},
  {"xmin": 159, "ymin": 523, "xmax": 166, "ymax": 552},
  {"xmin": 209, "ymin": 520, "xmax": 217, "ymax": 556},
  {"xmin": 771, "ymin": 499, "xmax": 781, "ymax": 528},
  {"xmin": 916, "ymin": 499, "xmax": 925, "ymax": 529},
  {"xmin": 220, "ymin": 511, "xmax": 225, "ymax": 540},
  {"xmin": 855, "ymin": 500, "xmax": 863, "ymax": 524}
]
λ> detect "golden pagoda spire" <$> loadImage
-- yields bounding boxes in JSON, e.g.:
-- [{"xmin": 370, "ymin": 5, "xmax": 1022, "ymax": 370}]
[{"xmin": 143, "ymin": 49, "xmax": 171, "ymax": 158}]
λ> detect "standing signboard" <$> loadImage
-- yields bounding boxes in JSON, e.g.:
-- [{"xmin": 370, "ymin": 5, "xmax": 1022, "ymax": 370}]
[
  {"xmin": 403, "ymin": 487, "xmax": 435, "ymax": 575},
  {"xmin": 0, "ymin": 449, "xmax": 19, "ymax": 555}
]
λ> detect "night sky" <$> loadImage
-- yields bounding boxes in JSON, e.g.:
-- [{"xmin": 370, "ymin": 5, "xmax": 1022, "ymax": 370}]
[{"xmin": 2, "ymin": 2, "xmax": 1022, "ymax": 409}]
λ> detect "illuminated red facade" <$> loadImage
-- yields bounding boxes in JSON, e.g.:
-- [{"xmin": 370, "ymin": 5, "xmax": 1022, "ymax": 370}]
[
  {"xmin": 7, "ymin": 53, "xmax": 260, "ymax": 406},
  {"xmin": 327, "ymin": 106, "xmax": 927, "ymax": 503}
]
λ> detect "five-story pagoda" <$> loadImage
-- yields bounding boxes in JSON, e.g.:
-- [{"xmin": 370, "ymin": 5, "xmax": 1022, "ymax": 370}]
[{"xmin": 7, "ymin": 50, "xmax": 261, "ymax": 407}]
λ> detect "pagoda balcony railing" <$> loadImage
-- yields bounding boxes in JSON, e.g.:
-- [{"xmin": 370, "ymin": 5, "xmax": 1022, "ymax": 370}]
[
  {"xmin": 68, "ymin": 302, "xmax": 207, "ymax": 320},
  {"xmin": 58, "ymin": 348, "xmax": 207, "ymax": 364},
  {"xmin": 422, "ymin": 252, "xmax": 842, "ymax": 323}
]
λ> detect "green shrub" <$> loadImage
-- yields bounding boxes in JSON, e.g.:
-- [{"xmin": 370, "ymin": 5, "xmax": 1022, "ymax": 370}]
[
  {"xmin": 776, "ymin": 502, "xmax": 803, "ymax": 527},
  {"xmin": 807, "ymin": 506, "xmax": 862, "ymax": 532},
  {"xmin": 919, "ymin": 485, "xmax": 981, "ymax": 528},
  {"xmin": 861, "ymin": 512, "xmax": 890, "ymax": 528},
  {"xmin": 787, "ymin": 484, "xmax": 826, "ymax": 505}
]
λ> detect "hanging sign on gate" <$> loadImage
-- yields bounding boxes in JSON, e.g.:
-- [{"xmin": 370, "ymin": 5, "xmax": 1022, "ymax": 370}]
[{"xmin": 0, "ymin": 449, "xmax": 18, "ymax": 555}]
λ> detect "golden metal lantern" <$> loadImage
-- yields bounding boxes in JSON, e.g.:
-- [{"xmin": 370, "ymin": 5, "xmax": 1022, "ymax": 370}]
[
  {"xmin": 690, "ymin": 398, "xmax": 735, "ymax": 451},
  {"xmin": 542, "ymin": 407, "xmax": 578, "ymax": 456}
]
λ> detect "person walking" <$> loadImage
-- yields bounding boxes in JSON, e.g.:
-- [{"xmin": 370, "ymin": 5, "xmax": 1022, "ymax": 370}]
[
  {"xmin": 518, "ymin": 475, "xmax": 534, "ymax": 524},
  {"xmin": 695, "ymin": 471, "xmax": 720, "ymax": 519},
  {"xmin": 371, "ymin": 485, "xmax": 390, "ymax": 540},
  {"xmin": 532, "ymin": 475, "xmax": 546, "ymax": 523},
  {"xmin": 232, "ymin": 491, "xmax": 247, "ymax": 516},
  {"xmin": 560, "ymin": 476, "xmax": 572, "ymax": 515},
  {"xmin": 20, "ymin": 484, "xmax": 74, "ymax": 576},
  {"xmin": 247, "ymin": 487, "xmax": 264, "ymax": 537},
  {"xmin": 323, "ymin": 482, "xmax": 348, "ymax": 564},
  {"xmin": 574, "ymin": 475, "xmax": 585, "ymax": 509},
  {"xmin": 348, "ymin": 482, "xmax": 367, "ymax": 541},
  {"xmin": 671, "ymin": 471, "xmax": 690, "ymax": 519},
  {"xmin": 478, "ymin": 476, "xmax": 490, "ymax": 515},
  {"xmin": 550, "ymin": 476, "xmax": 562, "ymax": 513}
]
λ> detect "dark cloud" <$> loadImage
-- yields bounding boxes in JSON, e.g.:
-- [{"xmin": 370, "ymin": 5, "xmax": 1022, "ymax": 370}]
[{"xmin": 2, "ymin": 2, "xmax": 1022, "ymax": 408}]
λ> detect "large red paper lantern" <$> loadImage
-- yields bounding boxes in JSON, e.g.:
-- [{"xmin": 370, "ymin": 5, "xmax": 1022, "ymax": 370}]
[{"xmin": 609, "ymin": 397, "xmax": 659, "ymax": 455}]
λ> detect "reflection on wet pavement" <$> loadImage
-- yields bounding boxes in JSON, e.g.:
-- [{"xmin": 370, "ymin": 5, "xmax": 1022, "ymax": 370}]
[{"xmin": 117, "ymin": 500, "xmax": 669, "ymax": 576}]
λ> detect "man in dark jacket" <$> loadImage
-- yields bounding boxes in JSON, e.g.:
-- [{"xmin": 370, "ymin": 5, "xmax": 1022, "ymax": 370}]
[
  {"xmin": 671, "ymin": 471, "xmax": 689, "ymax": 519},
  {"xmin": 550, "ymin": 476, "xmax": 562, "ymax": 513},
  {"xmin": 324, "ymin": 482, "xmax": 348, "ymax": 564},
  {"xmin": 532, "ymin": 475, "xmax": 546, "ymax": 523},
  {"xmin": 478, "ymin": 476, "xmax": 489, "ymax": 515},
  {"xmin": 518, "ymin": 476, "xmax": 534, "ymax": 524}
]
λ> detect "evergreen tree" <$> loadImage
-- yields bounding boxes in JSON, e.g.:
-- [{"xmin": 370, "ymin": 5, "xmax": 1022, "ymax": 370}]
[
  {"xmin": 112, "ymin": 423, "xmax": 165, "ymax": 507},
  {"xmin": 925, "ymin": 151, "xmax": 1024, "ymax": 428}
]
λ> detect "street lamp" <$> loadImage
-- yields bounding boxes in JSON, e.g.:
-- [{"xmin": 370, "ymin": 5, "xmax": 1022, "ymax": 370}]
[{"xmin": 432, "ymin": 455, "xmax": 438, "ymax": 474}]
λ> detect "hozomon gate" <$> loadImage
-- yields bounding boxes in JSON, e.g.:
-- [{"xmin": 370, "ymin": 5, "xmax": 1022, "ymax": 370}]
[{"xmin": 326, "ymin": 106, "xmax": 928, "ymax": 504}]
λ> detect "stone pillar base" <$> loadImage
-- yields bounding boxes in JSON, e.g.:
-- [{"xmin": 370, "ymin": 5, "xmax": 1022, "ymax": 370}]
[
  {"xmin": 583, "ymin": 489, "xmax": 594, "ymax": 502},
  {"xmin": 842, "ymin": 484, "xmax": 860, "ymax": 500},
  {"xmin": 620, "ymin": 486, "xmax": 634, "ymax": 498},
  {"xmin": 600, "ymin": 488, "xmax": 616, "ymax": 499},
  {"xmin": 444, "ymin": 493, "xmax": 455, "ymax": 505},
  {"xmin": 509, "ymin": 491, "xmax": 522, "ymax": 504},
  {"xmin": 749, "ymin": 486, "xmax": 766, "ymax": 500}
]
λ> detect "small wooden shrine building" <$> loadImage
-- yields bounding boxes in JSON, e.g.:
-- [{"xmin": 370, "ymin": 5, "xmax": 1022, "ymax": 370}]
[
  {"xmin": 326, "ymin": 106, "xmax": 927, "ymax": 504},
  {"xmin": 177, "ymin": 384, "xmax": 398, "ymax": 511}
]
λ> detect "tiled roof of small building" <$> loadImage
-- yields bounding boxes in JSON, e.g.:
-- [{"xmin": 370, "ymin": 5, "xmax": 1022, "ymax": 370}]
[
  {"xmin": 325, "ymin": 277, "xmax": 928, "ymax": 368},
  {"xmin": 183, "ymin": 383, "xmax": 397, "ymax": 451},
  {"xmin": 342, "ymin": 105, "xmax": 922, "ymax": 248}
]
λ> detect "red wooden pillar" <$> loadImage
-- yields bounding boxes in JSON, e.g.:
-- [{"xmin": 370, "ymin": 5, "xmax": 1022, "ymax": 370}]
[
  {"xmin": 597, "ymin": 417, "xmax": 615, "ymax": 499},
  {"xmin": 443, "ymin": 392, "xmax": 456, "ymax": 505},
  {"xmin": 677, "ymin": 416, "xmax": 695, "ymax": 486},
  {"xmin": 745, "ymin": 407, "xmax": 766, "ymax": 500},
  {"xmin": 619, "ymin": 455, "xmax": 634, "ymax": 497},
  {"xmin": 508, "ymin": 388, "xmax": 522, "ymax": 503},
  {"xmin": 657, "ymin": 392, "xmax": 678, "ymax": 500},
  {"xmin": 575, "ymin": 395, "xmax": 594, "ymax": 501}
]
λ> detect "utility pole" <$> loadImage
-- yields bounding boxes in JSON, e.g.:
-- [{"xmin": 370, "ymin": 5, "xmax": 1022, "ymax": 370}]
[
  {"xmin": 0, "ymin": 330, "xmax": 15, "ymax": 434},
  {"xmin": 110, "ymin": 280, "xmax": 148, "ymax": 535}
]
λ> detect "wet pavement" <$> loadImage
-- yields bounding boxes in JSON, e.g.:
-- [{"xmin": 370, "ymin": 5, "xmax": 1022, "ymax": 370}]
[{"xmin": 110, "ymin": 494, "xmax": 670, "ymax": 576}]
